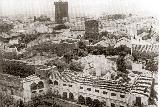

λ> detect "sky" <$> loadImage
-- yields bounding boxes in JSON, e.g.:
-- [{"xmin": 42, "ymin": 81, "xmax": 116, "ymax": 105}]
[{"xmin": 0, "ymin": 0, "xmax": 159, "ymax": 17}]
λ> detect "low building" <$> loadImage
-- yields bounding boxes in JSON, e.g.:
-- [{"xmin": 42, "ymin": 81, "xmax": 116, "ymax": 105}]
[
  {"xmin": 22, "ymin": 75, "xmax": 48, "ymax": 102},
  {"xmin": 48, "ymin": 70, "xmax": 153, "ymax": 107},
  {"xmin": 114, "ymin": 37, "xmax": 131, "ymax": 49},
  {"xmin": 0, "ymin": 63, "xmax": 153, "ymax": 107}
]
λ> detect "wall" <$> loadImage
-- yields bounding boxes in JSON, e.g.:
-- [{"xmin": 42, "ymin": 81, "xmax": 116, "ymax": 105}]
[
  {"xmin": 22, "ymin": 75, "xmax": 48, "ymax": 102},
  {"xmin": 50, "ymin": 75, "xmax": 131, "ymax": 107}
]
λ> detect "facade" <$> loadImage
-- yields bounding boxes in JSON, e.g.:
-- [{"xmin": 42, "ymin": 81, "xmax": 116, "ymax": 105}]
[
  {"xmin": 54, "ymin": 1, "xmax": 68, "ymax": 24},
  {"xmin": 22, "ymin": 75, "xmax": 48, "ymax": 102},
  {"xmin": 47, "ymin": 70, "xmax": 153, "ymax": 107}
]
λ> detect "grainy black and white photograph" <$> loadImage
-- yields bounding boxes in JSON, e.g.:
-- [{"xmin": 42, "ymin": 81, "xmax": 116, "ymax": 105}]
[{"xmin": 0, "ymin": 0, "xmax": 159, "ymax": 107}]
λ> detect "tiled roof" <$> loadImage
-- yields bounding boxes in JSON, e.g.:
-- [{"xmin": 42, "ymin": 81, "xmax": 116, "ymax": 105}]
[
  {"xmin": 130, "ymin": 75, "xmax": 153, "ymax": 97},
  {"xmin": 132, "ymin": 44, "xmax": 159, "ymax": 54},
  {"xmin": 52, "ymin": 70, "xmax": 153, "ymax": 96},
  {"xmin": 52, "ymin": 71, "xmax": 130, "ymax": 93}
]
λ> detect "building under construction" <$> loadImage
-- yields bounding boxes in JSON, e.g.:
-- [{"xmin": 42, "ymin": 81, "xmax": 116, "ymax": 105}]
[{"xmin": 54, "ymin": 1, "xmax": 68, "ymax": 24}]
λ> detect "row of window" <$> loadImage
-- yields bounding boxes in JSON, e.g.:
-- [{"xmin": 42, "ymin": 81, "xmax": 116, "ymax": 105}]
[
  {"xmin": 32, "ymin": 90, "xmax": 44, "ymax": 94},
  {"xmin": 30, "ymin": 81, "xmax": 44, "ymax": 90},
  {"xmin": 111, "ymin": 103, "xmax": 124, "ymax": 107},
  {"xmin": 84, "ymin": 87, "xmax": 125, "ymax": 98},
  {"xmin": 63, "ymin": 84, "xmax": 72, "ymax": 87},
  {"xmin": 54, "ymin": 81, "xmax": 125, "ymax": 98}
]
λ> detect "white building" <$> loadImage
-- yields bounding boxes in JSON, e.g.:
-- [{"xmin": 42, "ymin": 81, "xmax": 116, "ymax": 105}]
[
  {"xmin": 1, "ymin": 64, "xmax": 153, "ymax": 107},
  {"xmin": 47, "ymin": 70, "xmax": 153, "ymax": 107}
]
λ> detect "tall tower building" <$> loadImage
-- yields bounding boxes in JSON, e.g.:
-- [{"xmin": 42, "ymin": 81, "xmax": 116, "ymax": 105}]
[
  {"xmin": 84, "ymin": 20, "xmax": 99, "ymax": 41},
  {"xmin": 0, "ymin": 50, "xmax": 3, "ymax": 73},
  {"xmin": 54, "ymin": 1, "xmax": 69, "ymax": 24}
]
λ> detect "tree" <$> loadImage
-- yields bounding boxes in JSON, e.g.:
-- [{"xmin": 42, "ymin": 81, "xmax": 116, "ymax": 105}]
[
  {"xmin": 69, "ymin": 62, "xmax": 83, "ymax": 72},
  {"xmin": 106, "ymin": 45, "xmax": 115, "ymax": 56},
  {"xmin": 148, "ymin": 79, "xmax": 158, "ymax": 105},
  {"xmin": 46, "ymin": 59, "xmax": 68, "ymax": 72},
  {"xmin": 116, "ymin": 55, "xmax": 128, "ymax": 74},
  {"xmin": 54, "ymin": 24, "xmax": 68, "ymax": 30},
  {"xmin": 78, "ymin": 41, "xmax": 86, "ymax": 49},
  {"xmin": 0, "ymin": 93, "xmax": 14, "ymax": 107},
  {"xmin": 145, "ymin": 58, "xmax": 158, "ymax": 72},
  {"xmin": 18, "ymin": 100, "xmax": 24, "ymax": 107},
  {"xmin": 0, "ymin": 23, "xmax": 13, "ymax": 33},
  {"xmin": 63, "ymin": 52, "xmax": 73, "ymax": 64},
  {"xmin": 2, "ymin": 60, "xmax": 35, "ymax": 78}
]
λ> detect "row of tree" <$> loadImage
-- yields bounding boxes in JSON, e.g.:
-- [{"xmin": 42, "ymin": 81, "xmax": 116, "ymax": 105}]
[
  {"xmin": 1, "ymin": 60, "xmax": 35, "ymax": 78},
  {"xmin": 77, "ymin": 95, "xmax": 105, "ymax": 107}
]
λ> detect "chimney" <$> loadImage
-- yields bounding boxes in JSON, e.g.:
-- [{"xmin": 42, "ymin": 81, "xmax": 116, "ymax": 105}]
[
  {"xmin": 34, "ymin": 16, "xmax": 36, "ymax": 22},
  {"xmin": 95, "ymin": 64, "xmax": 102, "ymax": 77},
  {"xmin": 132, "ymin": 62, "xmax": 143, "ymax": 72}
]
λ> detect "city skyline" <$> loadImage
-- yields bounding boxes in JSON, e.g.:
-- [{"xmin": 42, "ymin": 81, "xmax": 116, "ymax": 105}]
[{"xmin": 0, "ymin": 0, "xmax": 159, "ymax": 17}]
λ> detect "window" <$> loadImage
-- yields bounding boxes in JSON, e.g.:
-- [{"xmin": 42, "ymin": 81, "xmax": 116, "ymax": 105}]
[
  {"xmin": 69, "ymin": 85, "xmax": 72, "ymax": 87},
  {"xmin": 63, "ymin": 84, "xmax": 67, "ymax": 86},
  {"xmin": 11, "ymin": 89, "xmax": 14, "ymax": 95},
  {"xmin": 63, "ymin": 92, "xmax": 67, "ymax": 99},
  {"xmin": 39, "ymin": 90, "xmax": 44, "ymax": 93},
  {"xmin": 103, "ymin": 91, "xmax": 107, "ymax": 94},
  {"xmin": 111, "ymin": 93, "xmax": 116, "ymax": 96},
  {"xmin": 120, "ymin": 95, "xmax": 125, "ymax": 98},
  {"xmin": 37, "ymin": 81, "xmax": 44, "ymax": 89},
  {"xmin": 95, "ymin": 89, "xmax": 99, "ymax": 93},
  {"xmin": 80, "ymin": 86, "xmax": 83, "ymax": 89},
  {"xmin": 69, "ymin": 93, "xmax": 74, "ymax": 100},
  {"xmin": 87, "ymin": 88, "xmax": 91, "ymax": 91},
  {"xmin": 31, "ymin": 82, "xmax": 37, "ymax": 90},
  {"xmin": 48, "ymin": 79, "xmax": 53, "ymax": 84},
  {"xmin": 32, "ymin": 91, "xmax": 36, "ymax": 94}
]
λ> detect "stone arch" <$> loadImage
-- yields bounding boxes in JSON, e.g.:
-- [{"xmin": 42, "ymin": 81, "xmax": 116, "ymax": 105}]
[
  {"xmin": 69, "ymin": 92, "xmax": 74, "ymax": 100},
  {"xmin": 37, "ymin": 81, "xmax": 44, "ymax": 89},
  {"xmin": 93, "ymin": 99, "xmax": 101, "ymax": 107},
  {"xmin": 48, "ymin": 79, "xmax": 53, "ymax": 84},
  {"xmin": 63, "ymin": 92, "xmax": 67, "ymax": 99},
  {"xmin": 85, "ymin": 97, "xmax": 92, "ymax": 106},
  {"xmin": 78, "ymin": 95, "xmax": 85, "ymax": 105},
  {"xmin": 54, "ymin": 80, "xmax": 58, "ymax": 85},
  {"xmin": 31, "ymin": 82, "xmax": 37, "ymax": 91}
]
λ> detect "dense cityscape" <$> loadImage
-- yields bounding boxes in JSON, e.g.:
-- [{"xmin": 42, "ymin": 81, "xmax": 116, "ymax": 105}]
[{"xmin": 0, "ymin": 0, "xmax": 159, "ymax": 107}]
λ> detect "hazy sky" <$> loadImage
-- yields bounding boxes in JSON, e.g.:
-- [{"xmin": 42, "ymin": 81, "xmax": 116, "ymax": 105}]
[{"xmin": 0, "ymin": 0, "xmax": 159, "ymax": 17}]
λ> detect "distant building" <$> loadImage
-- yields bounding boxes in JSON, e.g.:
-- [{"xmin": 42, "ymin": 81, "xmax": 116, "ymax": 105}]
[
  {"xmin": 34, "ymin": 16, "xmax": 36, "ymax": 22},
  {"xmin": 132, "ymin": 62, "xmax": 143, "ymax": 72},
  {"xmin": 54, "ymin": 1, "xmax": 68, "ymax": 24},
  {"xmin": 84, "ymin": 20, "xmax": 99, "ymax": 41},
  {"xmin": 114, "ymin": 37, "xmax": 131, "ymax": 49}
]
